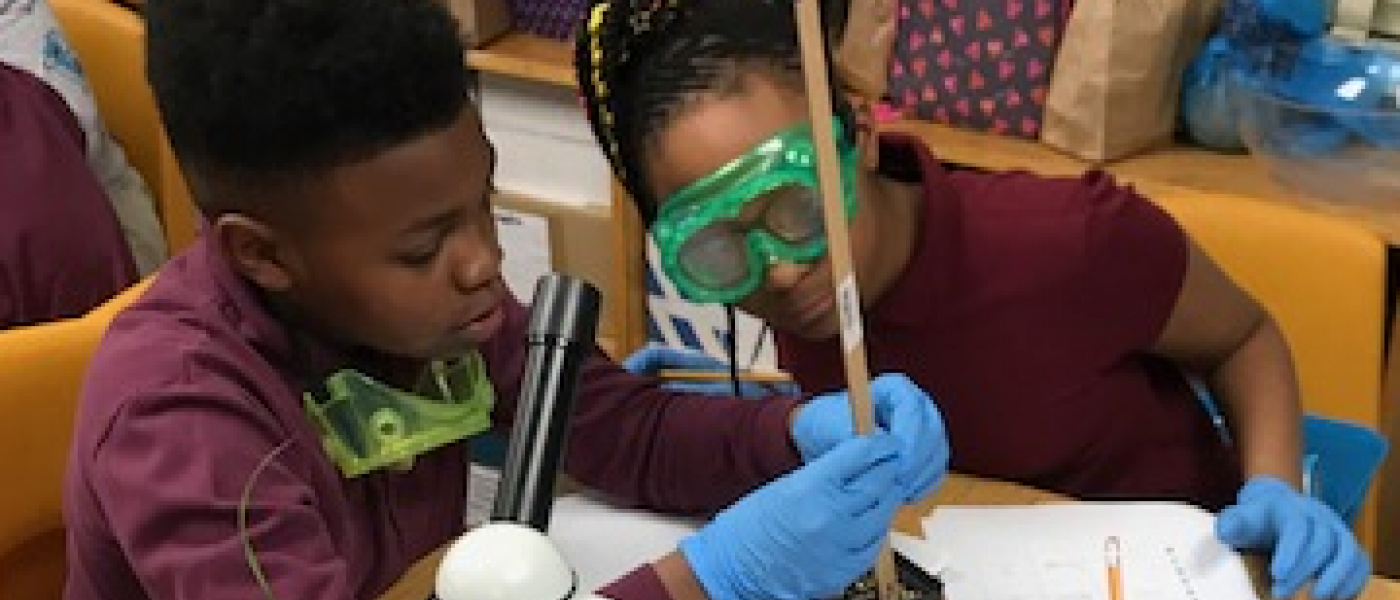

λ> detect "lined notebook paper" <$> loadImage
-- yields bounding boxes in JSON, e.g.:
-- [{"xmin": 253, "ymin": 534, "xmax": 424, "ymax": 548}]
[{"xmin": 919, "ymin": 503, "xmax": 1260, "ymax": 600}]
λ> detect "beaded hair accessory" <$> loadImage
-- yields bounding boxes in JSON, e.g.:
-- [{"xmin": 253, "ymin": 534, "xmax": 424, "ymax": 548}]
[
  {"xmin": 577, "ymin": 0, "xmax": 682, "ymax": 199},
  {"xmin": 574, "ymin": 0, "xmax": 856, "ymax": 216}
]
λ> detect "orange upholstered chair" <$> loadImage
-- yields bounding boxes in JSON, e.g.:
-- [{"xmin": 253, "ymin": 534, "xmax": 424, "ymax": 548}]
[{"xmin": 0, "ymin": 278, "xmax": 152, "ymax": 600}]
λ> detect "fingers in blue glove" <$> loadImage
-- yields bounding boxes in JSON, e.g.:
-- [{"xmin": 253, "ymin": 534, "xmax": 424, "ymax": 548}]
[
  {"xmin": 624, "ymin": 345, "xmax": 729, "ymax": 374},
  {"xmin": 1272, "ymin": 510, "xmax": 1326, "ymax": 598},
  {"xmin": 1309, "ymin": 518, "xmax": 1370, "ymax": 600},
  {"xmin": 819, "ymin": 434, "xmax": 907, "ymax": 552},
  {"xmin": 846, "ymin": 488, "xmax": 906, "ymax": 560},
  {"xmin": 654, "ymin": 379, "xmax": 799, "ymax": 398},
  {"xmin": 872, "ymin": 374, "xmax": 949, "ymax": 502},
  {"xmin": 792, "ymin": 399, "xmax": 855, "ymax": 461},
  {"xmin": 753, "ymin": 381, "xmax": 802, "ymax": 397},
  {"xmin": 661, "ymin": 381, "xmax": 746, "ymax": 396},
  {"xmin": 1339, "ymin": 554, "xmax": 1372, "ymax": 600},
  {"xmin": 825, "ymin": 433, "xmax": 902, "ymax": 488},
  {"xmin": 1216, "ymin": 504, "xmax": 1267, "ymax": 549},
  {"xmin": 680, "ymin": 433, "xmax": 907, "ymax": 600},
  {"xmin": 1216, "ymin": 481, "xmax": 1285, "ymax": 550},
  {"xmin": 792, "ymin": 373, "xmax": 950, "ymax": 504},
  {"xmin": 1219, "ymin": 477, "xmax": 1371, "ymax": 600}
]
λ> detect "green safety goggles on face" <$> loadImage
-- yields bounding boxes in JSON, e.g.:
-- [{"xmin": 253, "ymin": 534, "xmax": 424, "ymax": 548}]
[
  {"xmin": 305, "ymin": 351, "xmax": 494, "ymax": 478},
  {"xmin": 652, "ymin": 116, "xmax": 860, "ymax": 305}
]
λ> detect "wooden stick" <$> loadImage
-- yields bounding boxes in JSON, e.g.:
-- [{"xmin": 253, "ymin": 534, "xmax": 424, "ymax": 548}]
[
  {"xmin": 655, "ymin": 369, "xmax": 795, "ymax": 384},
  {"xmin": 791, "ymin": 0, "xmax": 898, "ymax": 598}
]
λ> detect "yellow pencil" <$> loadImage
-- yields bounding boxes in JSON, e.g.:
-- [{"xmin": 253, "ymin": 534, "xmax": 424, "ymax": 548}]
[
  {"xmin": 1106, "ymin": 536, "xmax": 1124, "ymax": 600},
  {"xmin": 655, "ymin": 369, "xmax": 795, "ymax": 384}
]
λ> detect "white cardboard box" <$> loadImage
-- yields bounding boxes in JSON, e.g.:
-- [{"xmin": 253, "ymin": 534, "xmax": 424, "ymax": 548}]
[{"xmin": 478, "ymin": 74, "xmax": 613, "ymax": 208}]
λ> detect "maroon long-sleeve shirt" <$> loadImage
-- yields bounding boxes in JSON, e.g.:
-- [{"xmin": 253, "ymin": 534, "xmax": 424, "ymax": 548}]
[
  {"xmin": 64, "ymin": 236, "xmax": 802, "ymax": 600},
  {"xmin": 0, "ymin": 64, "xmax": 135, "ymax": 327}
]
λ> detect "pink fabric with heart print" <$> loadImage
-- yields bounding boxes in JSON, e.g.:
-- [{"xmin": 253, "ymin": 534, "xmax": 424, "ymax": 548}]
[
  {"xmin": 507, "ymin": 0, "xmax": 588, "ymax": 40},
  {"xmin": 887, "ymin": 0, "xmax": 1073, "ymax": 138}
]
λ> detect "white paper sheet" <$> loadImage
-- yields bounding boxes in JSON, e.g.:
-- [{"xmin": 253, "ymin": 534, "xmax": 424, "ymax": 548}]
[
  {"xmin": 546, "ymin": 493, "xmax": 942, "ymax": 592},
  {"xmin": 920, "ymin": 503, "xmax": 1260, "ymax": 600},
  {"xmin": 547, "ymin": 494, "xmax": 701, "ymax": 591},
  {"xmin": 493, "ymin": 207, "xmax": 552, "ymax": 300},
  {"xmin": 464, "ymin": 464, "xmax": 500, "ymax": 529}
]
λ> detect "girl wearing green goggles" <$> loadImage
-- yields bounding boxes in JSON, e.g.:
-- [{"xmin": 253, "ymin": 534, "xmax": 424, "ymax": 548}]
[
  {"xmin": 577, "ymin": 9, "xmax": 1336, "ymax": 591},
  {"xmin": 651, "ymin": 116, "xmax": 860, "ymax": 305}
]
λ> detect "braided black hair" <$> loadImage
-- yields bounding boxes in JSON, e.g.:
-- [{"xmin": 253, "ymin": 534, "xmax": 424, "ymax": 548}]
[
  {"xmin": 575, "ymin": 0, "xmax": 852, "ymax": 224},
  {"xmin": 146, "ymin": 0, "xmax": 471, "ymax": 215}
]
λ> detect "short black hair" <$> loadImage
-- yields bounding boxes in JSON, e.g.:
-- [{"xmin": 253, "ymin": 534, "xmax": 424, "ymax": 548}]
[
  {"xmin": 574, "ymin": 0, "xmax": 852, "ymax": 224},
  {"xmin": 146, "ymin": 0, "xmax": 471, "ymax": 214}
]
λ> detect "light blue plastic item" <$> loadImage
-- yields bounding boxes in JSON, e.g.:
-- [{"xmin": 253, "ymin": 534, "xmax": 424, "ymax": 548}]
[
  {"xmin": 1234, "ymin": 37, "xmax": 1400, "ymax": 205},
  {"xmin": 1182, "ymin": 36, "xmax": 1251, "ymax": 149},
  {"xmin": 1180, "ymin": 0, "xmax": 1332, "ymax": 149},
  {"xmin": 1301, "ymin": 415, "xmax": 1389, "ymax": 524},
  {"xmin": 1220, "ymin": 0, "xmax": 1330, "ymax": 40},
  {"xmin": 1181, "ymin": 0, "xmax": 1400, "ymax": 164},
  {"xmin": 1248, "ymin": 38, "xmax": 1400, "ymax": 151}
]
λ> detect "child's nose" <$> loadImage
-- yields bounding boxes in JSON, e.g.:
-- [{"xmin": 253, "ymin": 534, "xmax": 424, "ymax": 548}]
[
  {"xmin": 451, "ymin": 238, "xmax": 502, "ymax": 294},
  {"xmin": 763, "ymin": 259, "xmax": 810, "ymax": 293}
]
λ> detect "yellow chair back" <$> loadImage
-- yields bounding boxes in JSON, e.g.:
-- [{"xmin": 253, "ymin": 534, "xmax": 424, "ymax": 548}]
[
  {"xmin": 1152, "ymin": 189, "xmax": 1388, "ymax": 551},
  {"xmin": 0, "ymin": 279, "xmax": 152, "ymax": 600}
]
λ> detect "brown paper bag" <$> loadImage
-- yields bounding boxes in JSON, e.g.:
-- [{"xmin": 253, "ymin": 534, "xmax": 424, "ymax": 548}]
[
  {"xmin": 832, "ymin": 0, "xmax": 898, "ymax": 99},
  {"xmin": 1040, "ymin": 0, "xmax": 1221, "ymax": 162}
]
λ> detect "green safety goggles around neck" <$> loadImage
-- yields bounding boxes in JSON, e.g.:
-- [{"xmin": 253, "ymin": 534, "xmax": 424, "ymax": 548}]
[
  {"xmin": 652, "ymin": 116, "xmax": 860, "ymax": 305},
  {"xmin": 305, "ymin": 351, "xmax": 494, "ymax": 478}
]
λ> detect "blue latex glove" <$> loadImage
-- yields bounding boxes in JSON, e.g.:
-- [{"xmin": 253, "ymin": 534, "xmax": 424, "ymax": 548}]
[
  {"xmin": 623, "ymin": 344, "xmax": 800, "ymax": 397},
  {"xmin": 791, "ymin": 373, "xmax": 948, "ymax": 503},
  {"xmin": 680, "ymin": 433, "xmax": 906, "ymax": 600},
  {"xmin": 1216, "ymin": 476, "xmax": 1370, "ymax": 599}
]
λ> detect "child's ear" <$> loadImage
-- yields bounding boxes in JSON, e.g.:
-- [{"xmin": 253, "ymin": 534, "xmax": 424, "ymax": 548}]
[
  {"xmin": 213, "ymin": 214, "xmax": 296, "ymax": 293},
  {"xmin": 849, "ymin": 96, "xmax": 880, "ymax": 170},
  {"xmin": 850, "ymin": 95, "xmax": 900, "ymax": 170}
]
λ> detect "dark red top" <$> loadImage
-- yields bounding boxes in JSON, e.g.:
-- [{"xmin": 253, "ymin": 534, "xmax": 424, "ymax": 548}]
[
  {"xmin": 0, "ymin": 64, "xmax": 135, "ymax": 327},
  {"xmin": 777, "ymin": 134, "xmax": 1241, "ymax": 509},
  {"xmin": 65, "ymin": 236, "xmax": 802, "ymax": 600}
]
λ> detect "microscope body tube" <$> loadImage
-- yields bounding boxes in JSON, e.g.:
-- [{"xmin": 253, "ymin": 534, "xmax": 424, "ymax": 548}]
[{"xmin": 491, "ymin": 274, "xmax": 601, "ymax": 531}]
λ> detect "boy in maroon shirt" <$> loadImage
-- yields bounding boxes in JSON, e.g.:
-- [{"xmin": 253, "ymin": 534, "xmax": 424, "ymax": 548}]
[
  {"xmin": 61, "ymin": 0, "xmax": 952, "ymax": 599},
  {"xmin": 577, "ymin": 0, "xmax": 1369, "ymax": 597}
]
